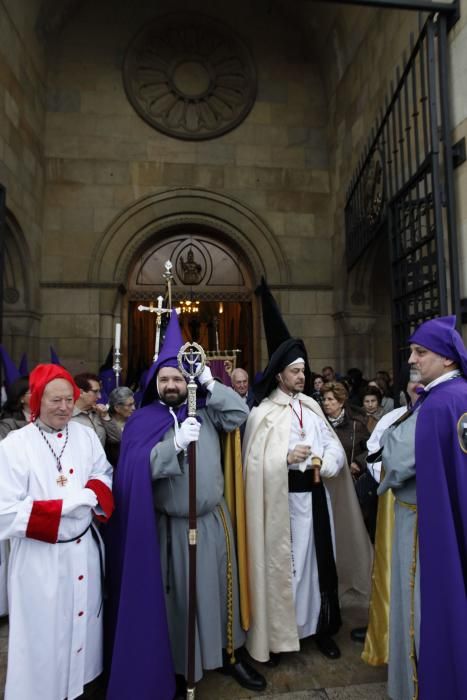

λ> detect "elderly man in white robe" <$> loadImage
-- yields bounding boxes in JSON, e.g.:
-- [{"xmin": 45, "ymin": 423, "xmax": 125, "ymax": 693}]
[
  {"xmin": 243, "ymin": 338, "xmax": 372, "ymax": 665},
  {"xmin": 0, "ymin": 363, "xmax": 114, "ymax": 700}
]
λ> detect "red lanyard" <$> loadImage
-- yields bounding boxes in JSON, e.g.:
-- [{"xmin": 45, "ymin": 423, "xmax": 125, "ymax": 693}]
[{"xmin": 290, "ymin": 400, "xmax": 306, "ymax": 438}]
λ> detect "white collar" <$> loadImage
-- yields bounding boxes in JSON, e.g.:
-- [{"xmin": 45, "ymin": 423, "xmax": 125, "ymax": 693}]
[{"xmin": 424, "ymin": 369, "xmax": 461, "ymax": 392}]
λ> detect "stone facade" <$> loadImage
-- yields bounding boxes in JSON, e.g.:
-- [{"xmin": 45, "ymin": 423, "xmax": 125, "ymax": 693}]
[{"xmin": 0, "ymin": 0, "xmax": 466, "ymax": 379}]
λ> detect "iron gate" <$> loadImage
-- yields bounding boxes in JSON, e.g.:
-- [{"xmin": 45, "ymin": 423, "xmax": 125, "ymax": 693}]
[{"xmin": 345, "ymin": 13, "xmax": 461, "ymax": 378}]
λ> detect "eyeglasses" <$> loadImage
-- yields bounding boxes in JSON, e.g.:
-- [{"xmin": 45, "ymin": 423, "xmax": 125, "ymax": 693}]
[{"xmin": 88, "ymin": 387, "xmax": 101, "ymax": 394}]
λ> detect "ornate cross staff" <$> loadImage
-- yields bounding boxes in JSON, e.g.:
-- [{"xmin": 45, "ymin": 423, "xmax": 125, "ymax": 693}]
[
  {"xmin": 137, "ymin": 295, "xmax": 171, "ymax": 361},
  {"xmin": 162, "ymin": 260, "xmax": 174, "ymax": 309},
  {"xmin": 177, "ymin": 341, "xmax": 206, "ymax": 700}
]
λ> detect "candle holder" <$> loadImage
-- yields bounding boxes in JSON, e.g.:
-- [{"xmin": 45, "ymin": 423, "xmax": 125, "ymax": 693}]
[{"xmin": 113, "ymin": 348, "xmax": 122, "ymax": 388}]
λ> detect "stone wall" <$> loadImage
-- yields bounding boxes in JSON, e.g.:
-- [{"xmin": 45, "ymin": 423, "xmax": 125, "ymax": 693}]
[
  {"xmin": 42, "ymin": 0, "xmax": 335, "ymax": 373},
  {"xmin": 0, "ymin": 0, "xmax": 47, "ymax": 363}
]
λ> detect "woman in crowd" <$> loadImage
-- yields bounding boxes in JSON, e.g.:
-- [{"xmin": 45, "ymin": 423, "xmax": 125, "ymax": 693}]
[
  {"xmin": 321, "ymin": 381, "xmax": 370, "ymax": 479},
  {"xmin": 362, "ymin": 386, "xmax": 384, "ymax": 433},
  {"xmin": 322, "ymin": 381, "xmax": 377, "ymax": 539},
  {"xmin": 105, "ymin": 386, "xmax": 136, "ymax": 466},
  {"xmin": 311, "ymin": 373, "xmax": 324, "ymax": 406},
  {"xmin": 368, "ymin": 376, "xmax": 394, "ymax": 415},
  {"xmin": 0, "ymin": 376, "xmax": 30, "ymax": 440}
]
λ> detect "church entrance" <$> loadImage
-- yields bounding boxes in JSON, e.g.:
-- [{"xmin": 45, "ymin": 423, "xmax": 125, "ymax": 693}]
[{"xmin": 126, "ymin": 226, "xmax": 256, "ymax": 386}]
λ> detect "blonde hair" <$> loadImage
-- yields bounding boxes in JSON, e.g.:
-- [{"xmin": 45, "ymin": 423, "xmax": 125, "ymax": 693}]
[{"xmin": 321, "ymin": 381, "xmax": 348, "ymax": 403}]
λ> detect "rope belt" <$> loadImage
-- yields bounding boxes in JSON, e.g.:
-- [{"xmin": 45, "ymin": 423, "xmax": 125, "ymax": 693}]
[
  {"xmin": 57, "ymin": 522, "xmax": 92, "ymax": 543},
  {"xmin": 57, "ymin": 522, "xmax": 105, "ymax": 617}
]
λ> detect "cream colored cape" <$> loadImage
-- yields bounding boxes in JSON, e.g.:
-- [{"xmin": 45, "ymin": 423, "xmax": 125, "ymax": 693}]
[{"xmin": 242, "ymin": 388, "xmax": 373, "ymax": 662}]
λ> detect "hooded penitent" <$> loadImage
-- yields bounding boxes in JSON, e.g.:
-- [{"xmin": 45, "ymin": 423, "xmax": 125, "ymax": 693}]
[
  {"xmin": 406, "ymin": 315, "xmax": 467, "ymax": 700},
  {"xmin": 105, "ymin": 311, "xmax": 187, "ymax": 700}
]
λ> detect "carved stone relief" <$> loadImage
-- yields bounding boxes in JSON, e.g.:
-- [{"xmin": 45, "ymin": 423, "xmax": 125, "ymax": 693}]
[{"xmin": 123, "ymin": 13, "xmax": 257, "ymax": 140}]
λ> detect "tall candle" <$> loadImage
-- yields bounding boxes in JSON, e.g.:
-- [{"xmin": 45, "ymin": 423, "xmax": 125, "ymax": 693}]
[{"xmin": 114, "ymin": 322, "xmax": 121, "ymax": 352}]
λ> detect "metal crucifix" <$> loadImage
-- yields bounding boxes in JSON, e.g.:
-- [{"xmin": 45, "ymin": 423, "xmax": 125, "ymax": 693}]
[{"xmin": 137, "ymin": 295, "xmax": 171, "ymax": 362}]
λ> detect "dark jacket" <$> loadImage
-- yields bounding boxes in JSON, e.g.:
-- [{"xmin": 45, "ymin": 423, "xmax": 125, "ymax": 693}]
[{"xmin": 331, "ymin": 411, "xmax": 370, "ymax": 469}]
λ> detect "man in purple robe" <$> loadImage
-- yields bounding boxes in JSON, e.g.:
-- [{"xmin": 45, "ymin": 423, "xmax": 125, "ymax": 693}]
[
  {"xmin": 106, "ymin": 310, "xmax": 265, "ymax": 700},
  {"xmin": 378, "ymin": 315, "xmax": 467, "ymax": 700}
]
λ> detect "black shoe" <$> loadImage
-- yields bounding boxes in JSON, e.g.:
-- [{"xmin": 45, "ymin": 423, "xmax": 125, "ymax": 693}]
[
  {"xmin": 264, "ymin": 652, "xmax": 281, "ymax": 667},
  {"xmin": 173, "ymin": 675, "xmax": 186, "ymax": 700},
  {"xmin": 315, "ymin": 634, "xmax": 341, "ymax": 659},
  {"xmin": 220, "ymin": 658, "xmax": 267, "ymax": 691},
  {"xmin": 350, "ymin": 626, "xmax": 367, "ymax": 643}
]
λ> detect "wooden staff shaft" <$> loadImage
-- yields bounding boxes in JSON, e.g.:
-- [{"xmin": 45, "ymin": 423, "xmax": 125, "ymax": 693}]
[{"xmin": 187, "ymin": 439, "xmax": 197, "ymax": 693}]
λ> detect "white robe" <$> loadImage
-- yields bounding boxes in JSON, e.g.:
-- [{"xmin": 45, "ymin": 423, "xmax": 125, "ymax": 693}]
[
  {"xmin": 0, "ymin": 421, "xmax": 113, "ymax": 700},
  {"xmin": 243, "ymin": 389, "xmax": 373, "ymax": 662},
  {"xmin": 287, "ymin": 396, "xmax": 344, "ymax": 638},
  {"xmin": 0, "ymin": 540, "xmax": 8, "ymax": 616}
]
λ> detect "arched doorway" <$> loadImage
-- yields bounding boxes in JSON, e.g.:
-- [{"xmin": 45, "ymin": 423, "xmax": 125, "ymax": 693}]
[{"xmin": 126, "ymin": 224, "xmax": 255, "ymax": 385}]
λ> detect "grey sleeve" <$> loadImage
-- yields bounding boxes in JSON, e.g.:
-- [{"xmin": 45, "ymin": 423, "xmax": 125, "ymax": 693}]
[
  {"xmin": 205, "ymin": 382, "xmax": 249, "ymax": 432},
  {"xmin": 102, "ymin": 418, "xmax": 122, "ymax": 444},
  {"xmin": 150, "ymin": 434, "xmax": 185, "ymax": 480},
  {"xmin": 377, "ymin": 414, "xmax": 417, "ymax": 494}
]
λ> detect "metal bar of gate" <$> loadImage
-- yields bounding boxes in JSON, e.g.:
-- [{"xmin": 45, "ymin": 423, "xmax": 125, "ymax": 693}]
[
  {"xmin": 436, "ymin": 13, "xmax": 462, "ymax": 324},
  {"xmin": 0, "ymin": 185, "xmax": 5, "ymax": 389},
  {"xmin": 426, "ymin": 19, "xmax": 448, "ymax": 315}
]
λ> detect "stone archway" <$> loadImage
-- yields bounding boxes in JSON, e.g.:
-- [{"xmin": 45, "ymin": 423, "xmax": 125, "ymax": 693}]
[
  {"xmin": 89, "ymin": 188, "xmax": 288, "ymax": 286},
  {"xmin": 3, "ymin": 211, "xmax": 40, "ymax": 359},
  {"xmin": 89, "ymin": 188, "xmax": 287, "ymax": 373}
]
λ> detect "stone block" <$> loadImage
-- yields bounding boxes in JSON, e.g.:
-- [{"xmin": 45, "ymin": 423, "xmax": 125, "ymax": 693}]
[
  {"xmin": 236, "ymin": 144, "xmax": 272, "ymax": 166},
  {"xmin": 4, "ymin": 142, "xmax": 19, "ymax": 176},
  {"xmin": 47, "ymin": 88, "xmax": 81, "ymax": 113},
  {"xmin": 271, "ymin": 147, "xmax": 305, "ymax": 168},
  {"xmin": 162, "ymin": 162, "xmax": 196, "ymax": 187},
  {"xmin": 246, "ymin": 101, "xmax": 272, "ymax": 125},
  {"xmin": 192, "ymin": 165, "xmax": 224, "ymax": 189},
  {"xmin": 95, "ymin": 160, "xmax": 130, "ymax": 185},
  {"xmin": 46, "ymin": 158, "xmax": 94, "ymax": 184},
  {"xmin": 284, "ymin": 213, "xmax": 317, "ymax": 237},
  {"xmin": 93, "ymin": 207, "xmax": 121, "ymax": 233},
  {"xmin": 285, "ymin": 169, "xmax": 330, "ymax": 193},
  {"xmin": 257, "ymin": 79, "xmax": 288, "ymax": 103},
  {"xmin": 80, "ymin": 89, "xmax": 132, "ymax": 116},
  {"xmin": 196, "ymin": 143, "xmax": 236, "ymax": 165},
  {"xmin": 74, "ymin": 313, "xmax": 100, "ymax": 337},
  {"xmin": 61, "ymin": 207, "xmax": 94, "ymax": 234},
  {"xmin": 265, "ymin": 191, "xmax": 315, "ymax": 213},
  {"xmin": 130, "ymin": 161, "xmax": 165, "ymax": 187},
  {"xmin": 4, "ymin": 90, "xmax": 19, "ymax": 128},
  {"xmin": 22, "ymin": 145, "xmax": 37, "ymax": 175},
  {"xmin": 304, "ymin": 146, "xmax": 329, "ymax": 169},
  {"xmin": 147, "ymin": 139, "xmax": 197, "ymax": 164},
  {"xmin": 270, "ymin": 104, "xmax": 306, "ymax": 127},
  {"xmin": 223, "ymin": 166, "xmax": 257, "ymax": 190},
  {"xmin": 43, "ymin": 206, "xmax": 61, "ymax": 231}
]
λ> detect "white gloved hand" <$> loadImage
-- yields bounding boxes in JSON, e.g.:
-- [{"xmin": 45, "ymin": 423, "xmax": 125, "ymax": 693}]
[
  {"xmin": 320, "ymin": 456, "xmax": 342, "ymax": 479},
  {"xmin": 174, "ymin": 417, "xmax": 201, "ymax": 452},
  {"xmin": 62, "ymin": 488, "xmax": 98, "ymax": 518},
  {"xmin": 197, "ymin": 364, "xmax": 214, "ymax": 391}
]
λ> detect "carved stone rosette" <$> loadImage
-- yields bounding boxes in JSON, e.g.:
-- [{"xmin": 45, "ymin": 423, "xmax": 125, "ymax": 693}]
[{"xmin": 123, "ymin": 13, "xmax": 257, "ymax": 140}]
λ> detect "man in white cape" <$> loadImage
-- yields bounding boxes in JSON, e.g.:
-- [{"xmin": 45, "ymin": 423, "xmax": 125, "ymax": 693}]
[
  {"xmin": 243, "ymin": 338, "xmax": 372, "ymax": 664},
  {"xmin": 0, "ymin": 363, "xmax": 114, "ymax": 700}
]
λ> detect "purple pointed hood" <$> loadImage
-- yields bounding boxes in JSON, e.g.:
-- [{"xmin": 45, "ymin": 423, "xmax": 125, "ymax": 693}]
[
  {"xmin": 0, "ymin": 345, "xmax": 21, "ymax": 388},
  {"xmin": 142, "ymin": 310, "xmax": 184, "ymax": 406},
  {"xmin": 409, "ymin": 315, "xmax": 467, "ymax": 376}
]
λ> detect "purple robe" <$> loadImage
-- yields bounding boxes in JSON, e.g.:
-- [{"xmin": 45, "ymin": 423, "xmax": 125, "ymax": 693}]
[
  {"xmin": 416, "ymin": 377, "xmax": 467, "ymax": 699},
  {"xmin": 105, "ymin": 403, "xmax": 177, "ymax": 700}
]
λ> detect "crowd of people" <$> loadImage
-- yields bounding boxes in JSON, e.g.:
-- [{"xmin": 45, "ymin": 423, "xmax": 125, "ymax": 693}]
[{"xmin": 0, "ymin": 313, "xmax": 465, "ymax": 700}]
